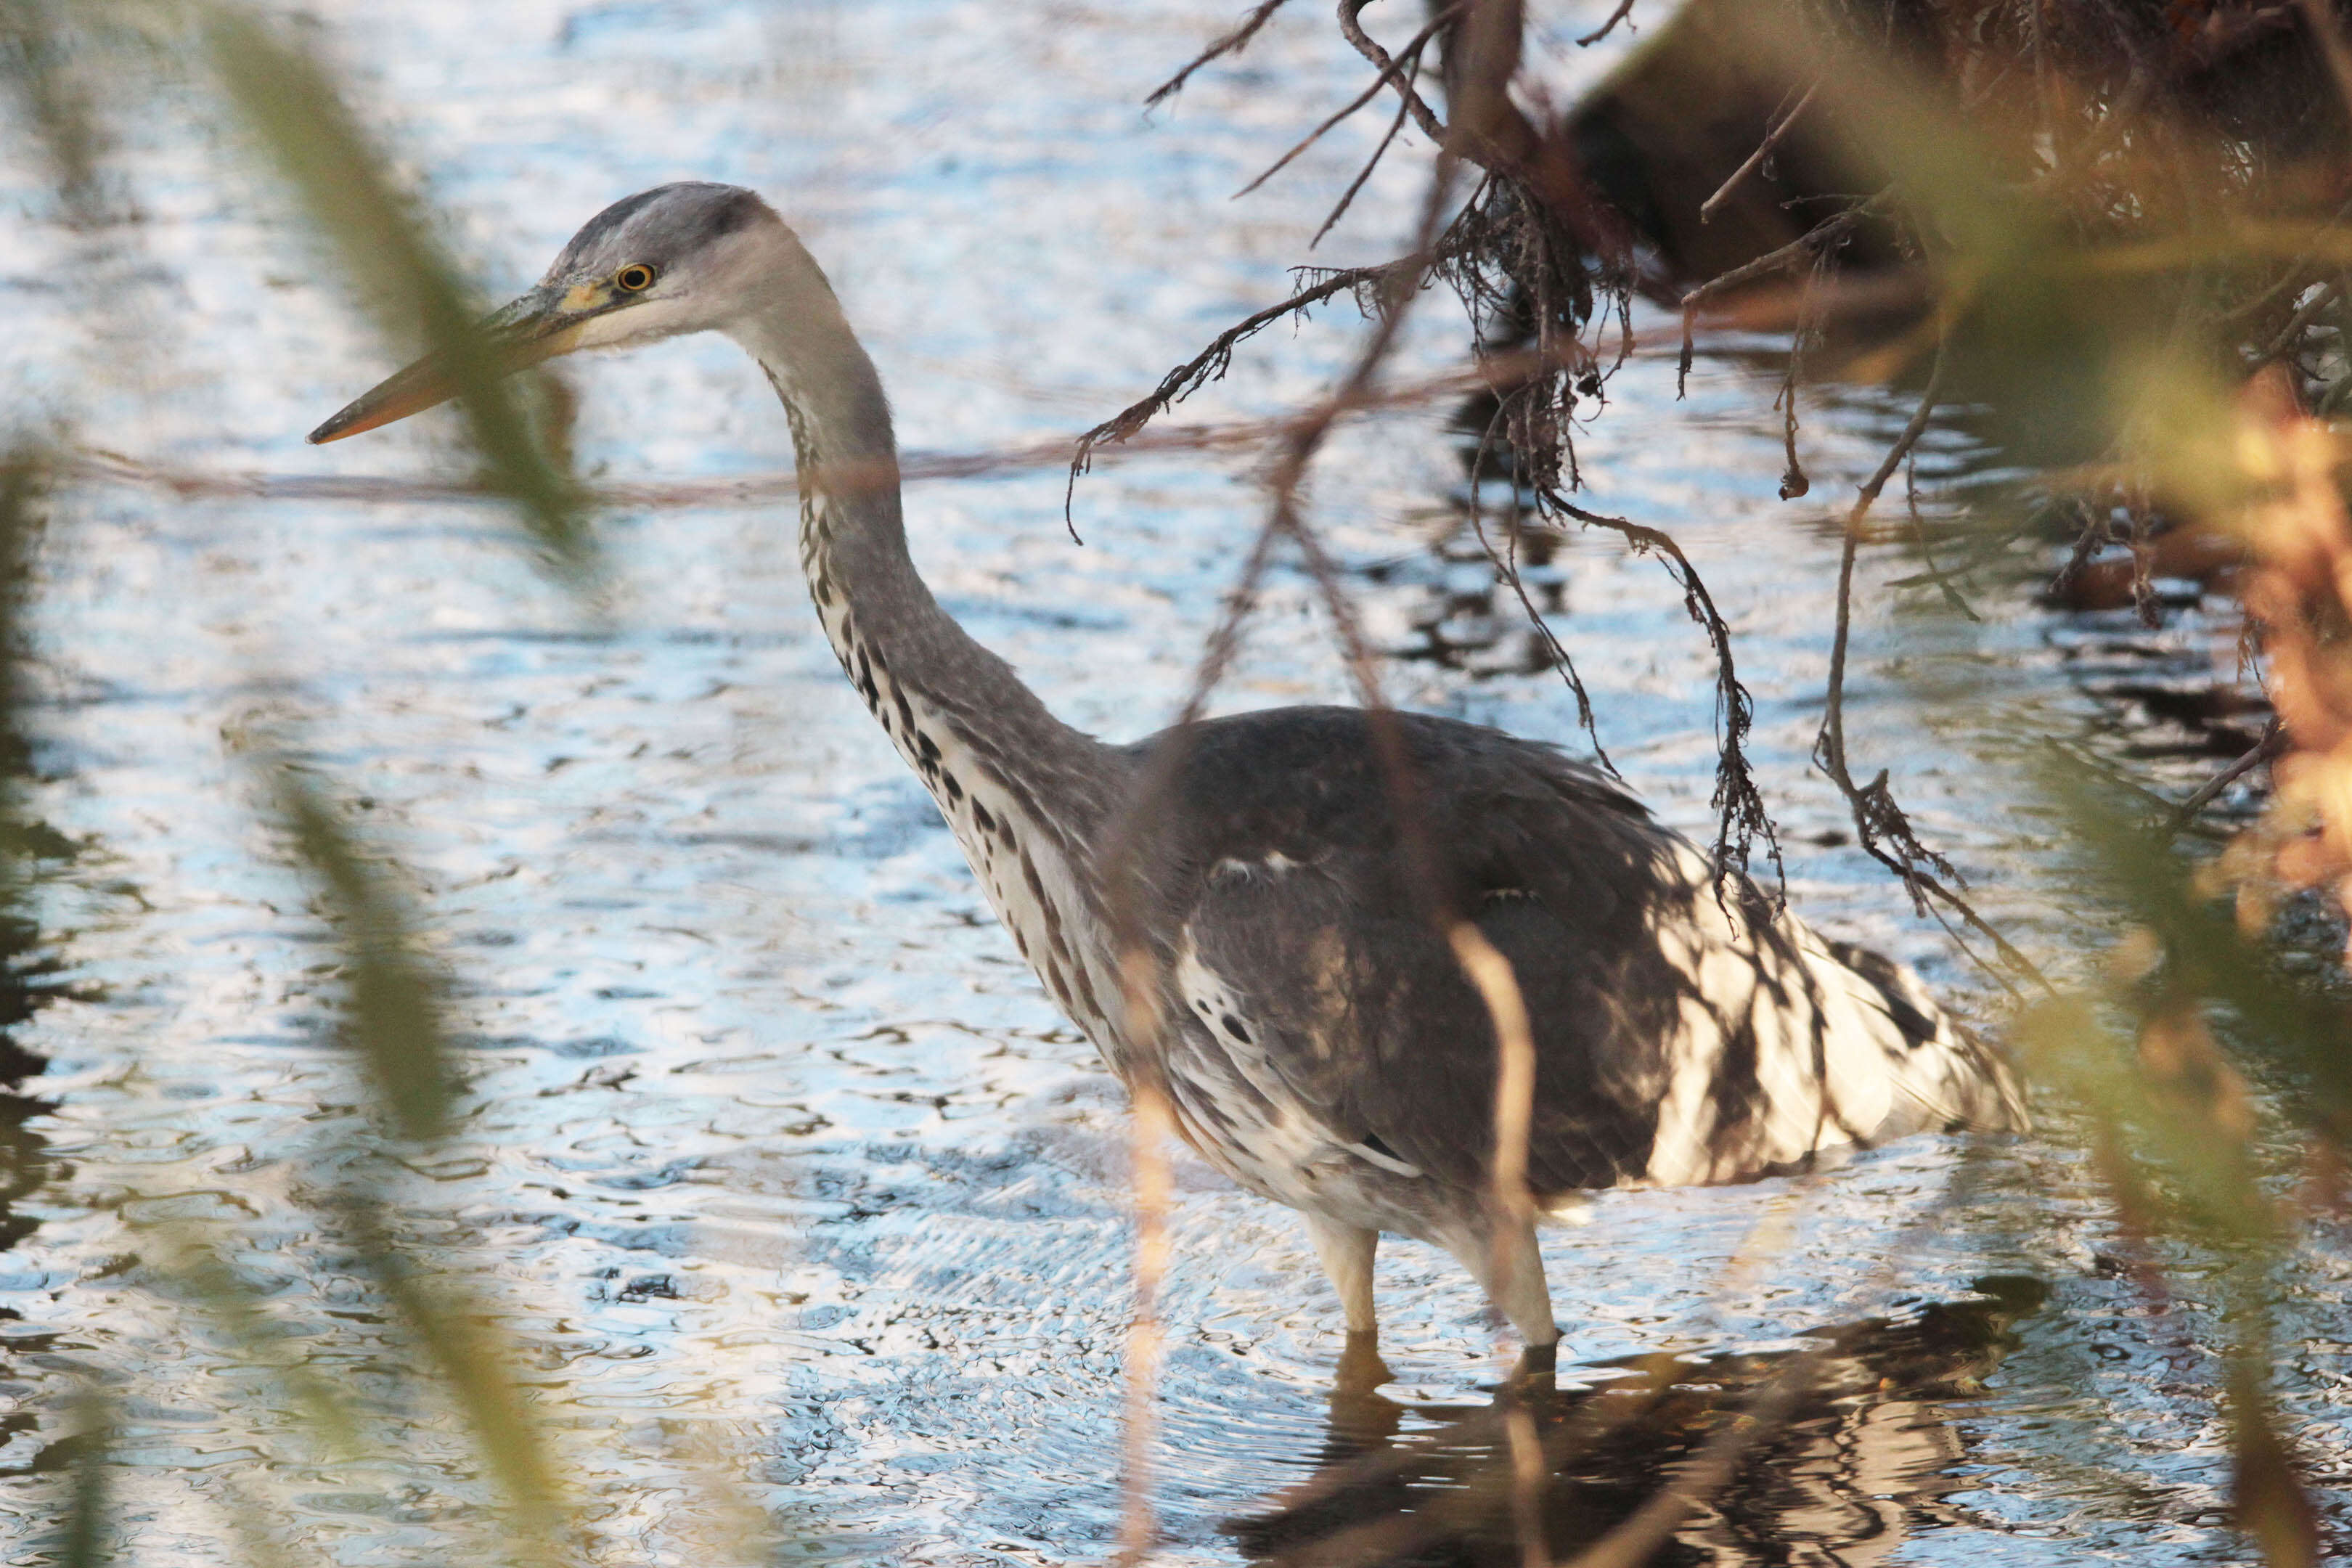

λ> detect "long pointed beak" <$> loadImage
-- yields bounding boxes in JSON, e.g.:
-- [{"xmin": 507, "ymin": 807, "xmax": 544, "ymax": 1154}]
[{"xmin": 306, "ymin": 285, "xmax": 587, "ymax": 444}]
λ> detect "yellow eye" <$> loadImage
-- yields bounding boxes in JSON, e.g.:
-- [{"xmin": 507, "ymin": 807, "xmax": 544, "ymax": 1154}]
[{"xmin": 614, "ymin": 263, "xmax": 656, "ymax": 293}]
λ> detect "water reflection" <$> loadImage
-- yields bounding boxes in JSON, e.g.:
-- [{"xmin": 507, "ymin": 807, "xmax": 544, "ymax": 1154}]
[
  {"xmin": 0, "ymin": 1053, "xmax": 52, "ymax": 1480},
  {"xmin": 0, "ymin": 845, "xmax": 68, "ymax": 1479},
  {"xmin": 1230, "ymin": 1275, "xmax": 2046, "ymax": 1567},
  {"xmin": 0, "ymin": 1021, "xmax": 49, "ymax": 1259}
]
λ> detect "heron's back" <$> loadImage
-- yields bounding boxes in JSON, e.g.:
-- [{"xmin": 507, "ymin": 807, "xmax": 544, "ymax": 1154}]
[{"xmin": 1121, "ymin": 706, "xmax": 2023, "ymax": 1229}]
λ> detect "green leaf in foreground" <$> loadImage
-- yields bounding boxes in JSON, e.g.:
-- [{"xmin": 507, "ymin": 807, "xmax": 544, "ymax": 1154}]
[
  {"xmin": 57, "ymin": 1387, "xmax": 112, "ymax": 1568},
  {"xmin": 344, "ymin": 1201, "xmax": 567, "ymax": 1565},
  {"xmin": 201, "ymin": 5, "xmax": 594, "ymax": 579},
  {"xmin": 261, "ymin": 760, "xmax": 453, "ymax": 1143},
  {"xmin": 0, "ymin": 0, "xmax": 107, "ymax": 224}
]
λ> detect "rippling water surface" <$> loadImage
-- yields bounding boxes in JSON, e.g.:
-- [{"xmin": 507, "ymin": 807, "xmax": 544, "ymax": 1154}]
[{"xmin": 1, "ymin": 1, "xmax": 2348, "ymax": 1563}]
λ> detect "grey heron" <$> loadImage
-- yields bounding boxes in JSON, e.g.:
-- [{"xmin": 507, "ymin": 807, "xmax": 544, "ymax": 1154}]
[{"xmin": 311, "ymin": 183, "xmax": 2025, "ymax": 1355}]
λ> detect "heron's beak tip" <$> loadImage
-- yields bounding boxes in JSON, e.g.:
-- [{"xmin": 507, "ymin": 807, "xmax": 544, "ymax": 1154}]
[
  {"xmin": 305, "ymin": 355, "xmax": 465, "ymax": 446},
  {"xmin": 305, "ymin": 401, "xmax": 395, "ymax": 444}
]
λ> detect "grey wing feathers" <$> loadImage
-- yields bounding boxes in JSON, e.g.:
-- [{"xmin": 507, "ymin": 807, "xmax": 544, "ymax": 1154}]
[{"xmin": 1140, "ymin": 707, "xmax": 2022, "ymax": 1204}]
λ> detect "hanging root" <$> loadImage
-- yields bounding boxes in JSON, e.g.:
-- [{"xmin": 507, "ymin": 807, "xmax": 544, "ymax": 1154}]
[
  {"xmin": 1548, "ymin": 496, "xmax": 1784, "ymax": 903},
  {"xmin": 1063, "ymin": 241, "xmax": 1481, "ymax": 539},
  {"xmin": 1808, "ymin": 341, "xmax": 2048, "ymax": 996}
]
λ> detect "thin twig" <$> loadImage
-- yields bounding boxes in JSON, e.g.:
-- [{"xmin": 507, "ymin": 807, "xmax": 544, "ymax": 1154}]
[
  {"xmin": 1233, "ymin": 4, "xmax": 1464, "ymax": 200},
  {"xmin": 1903, "ymin": 445, "xmax": 1980, "ymax": 622},
  {"xmin": 1113, "ymin": 1061, "xmax": 1176, "ymax": 1567},
  {"xmin": 1063, "ymin": 242, "xmax": 1472, "ymax": 529},
  {"xmin": 1679, "ymin": 206, "xmax": 1871, "ymax": 310},
  {"xmin": 1466, "ymin": 396, "xmax": 1617, "ymax": 775},
  {"xmin": 1699, "ymin": 81, "xmax": 1819, "ymax": 226},
  {"xmin": 1851, "ymin": 351, "xmax": 1948, "ymax": 513},
  {"xmin": 79, "ymin": 338, "xmax": 1553, "ymax": 523},
  {"xmin": 1099, "ymin": 139, "xmax": 1471, "ymax": 1563},
  {"xmin": 1145, "ymin": 0, "xmax": 1298, "ymax": 107},
  {"xmin": 1270, "ymin": 365, "xmax": 1551, "ymax": 1509},
  {"xmin": 74, "ymin": 324, "xmax": 1678, "ymax": 532},
  {"xmin": 1099, "ymin": 73, "xmax": 1558, "ymax": 1564},
  {"xmin": 1778, "ymin": 224, "xmax": 1853, "ymax": 502},
  {"xmin": 1502, "ymin": 1400, "xmax": 1548, "ymax": 1568},
  {"xmin": 1676, "ymin": 203, "xmax": 1874, "ymax": 398},
  {"xmin": 2168, "ymin": 716, "xmax": 2286, "ymax": 833},
  {"xmin": 2250, "ymin": 279, "xmax": 2343, "ymax": 369},
  {"xmin": 1575, "ymin": 0, "xmax": 1638, "ymax": 46},
  {"xmin": 1312, "ymin": 38, "xmax": 1425, "ymax": 247},
  {"xmin": 1777, "ymin": 293, "xmax": 1813, "ymax": 502}
]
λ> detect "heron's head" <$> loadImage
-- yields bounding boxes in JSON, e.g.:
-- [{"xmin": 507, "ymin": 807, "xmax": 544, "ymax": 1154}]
[{"xmin": 309, "ymin": 182, "xmax": 788, "ymax": 444}]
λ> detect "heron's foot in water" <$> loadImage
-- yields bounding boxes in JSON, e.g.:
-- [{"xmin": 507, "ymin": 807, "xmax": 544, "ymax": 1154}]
[
  {"xmin": 1495, "ymin": 1337, "xmax": 1559, "ymax": 1410},
  {"xmin": 1334, "ymin": 1331, "xmax": 1392, "ymax": 1397}
]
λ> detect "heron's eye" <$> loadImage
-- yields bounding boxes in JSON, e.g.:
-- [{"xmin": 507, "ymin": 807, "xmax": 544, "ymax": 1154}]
[{"xmin": 614, "ymin": 264, "xmax": 657, "ymax": 293}]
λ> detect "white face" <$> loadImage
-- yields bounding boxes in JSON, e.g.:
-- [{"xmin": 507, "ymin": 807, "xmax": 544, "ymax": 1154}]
[{"xmin": 533, "ymin": 181, "xmax": 788, "ymax": 352}]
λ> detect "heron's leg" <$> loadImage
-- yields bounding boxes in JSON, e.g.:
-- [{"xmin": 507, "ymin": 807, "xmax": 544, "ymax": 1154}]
[
  {"xmin": 1445, "ymin": 1222, "xmax": 1558, "ymax": 1349},
  {"xmin": 1304, "ymin": 1213, "xmax": 1379, "ymax": 1339},
  {"xmin": 1333, "ymin": 1331, "xmax": 1392, "ymax": 1401}
]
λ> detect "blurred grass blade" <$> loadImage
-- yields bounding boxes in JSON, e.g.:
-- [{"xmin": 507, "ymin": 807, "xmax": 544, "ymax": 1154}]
[
  {"xmin": 346, "ymin": 1202, "xmax": 566, "ymax": 1563},
  {"xmin": 216, "ymin": 1473, "xmax": 320, "ymax": 1568},
  {"xmin": 2231, "ymin": 1357, "xmax": 2322, "ymax": 1568},
  {"xmin": 150, "ymin": 1226, "xmax": 363, "ymax": 1458},
  {"xmin": 0, "ymin": 444, "xmax": 46, "ymax": 898},
  {"xmin": 2011, "ymin": 992, "xmax": 2267, "ymax": 1244},
  {"xmin": 2042, "ymin": 759, "xmax": 2352, "ymax": 1148},
  {"xmin": 663, "ymin": 1424, "xmax": 780, "ymax": 1568},
  {"xmin": 58, "ymin": 1387, "xmax": 112, "ymax": 1568},
  {"xmin": 0, "ymin": 0, "xmax": 106, "ymax": 223},
  {"xmin": 2014, "ymin": 761, "xmax": 2326, "ymax": 1567},
  {"xmin": 261, "ymin": 760, "xmax": 452, "ymax": 1143},
  {"xmin": 200, "ymin": 6, "xmax": 594, "ymax": 579}
]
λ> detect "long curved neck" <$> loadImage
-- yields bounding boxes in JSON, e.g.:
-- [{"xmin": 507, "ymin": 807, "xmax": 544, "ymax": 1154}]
[{"xmin": 722, "ymin": 240, "xmax": 1119, "ymax": 875}]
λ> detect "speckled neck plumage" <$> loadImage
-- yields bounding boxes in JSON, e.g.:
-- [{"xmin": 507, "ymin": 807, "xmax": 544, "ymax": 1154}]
[{"xmin": 724, "ymin": 242, "xmax": 1127, "ymax": 1048}]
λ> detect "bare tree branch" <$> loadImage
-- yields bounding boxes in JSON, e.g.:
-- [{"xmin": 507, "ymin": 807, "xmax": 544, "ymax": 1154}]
[
  {"xmin": 1903, "ymin": 446, "xmax": 1981, "ymax": 622},
  {"xmin": 1099, "ymin": 141, "xmax": 1475, "ymax": 1559},
  {"xmin": 1677, "ymin": 204, "xmax": 1875, "ymax": 397},
  {"xmin": 1575, "ymin": 0, "xmax": 1638, "ymax": 46},
  {"xmin": 1233, "ymin": 2, "xmax": 1465, "ymax": 200},
  {"xmin": 1699, "ymin": 81, "xmax": 1819, "ymax": 226},
  {"xmin": 1063, "ymin": 244, "xmax": 1469, "ymax": 533},
  {"xmin": 1312, "ymin": 33, "xmax": 1425, "ymax": 245},
  {"xmin": 1145, "ymin": 0, "xmax": 1297, "ymax": 108},
  {"xmin": 2168, "ymin": 717, "xmax": 2287, "ymax": 833},
  {"xmin": 1338, "ymin": 0, "xmax": 1447, "ymax": 139}
]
